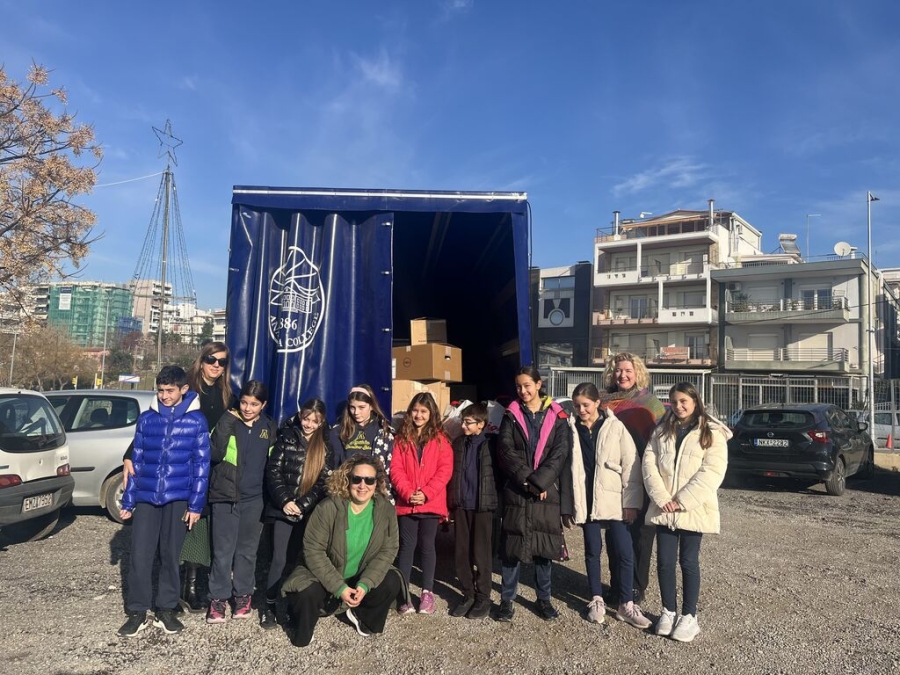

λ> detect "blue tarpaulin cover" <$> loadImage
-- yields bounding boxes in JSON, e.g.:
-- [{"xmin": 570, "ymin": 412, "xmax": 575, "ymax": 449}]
[{"xmin": 228, "ymin": 187, "xmax": 531, "ymax": 423}]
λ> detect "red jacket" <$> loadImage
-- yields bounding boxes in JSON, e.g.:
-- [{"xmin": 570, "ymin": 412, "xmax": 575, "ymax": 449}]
[{"xmin": 391, "ymin": 433, "xmax": 453, "ymax": 518}]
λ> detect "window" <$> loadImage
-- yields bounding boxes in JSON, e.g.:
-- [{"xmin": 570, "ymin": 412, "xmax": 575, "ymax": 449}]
[
  {"xmin": 541, "ymin": 276, "xmax": 575, "ymax": 291},
  {"xmin": 537, "ymin": 343, "xmax": 573, "ymax": 368},
  {"xmin": 630, "ymin": 297, "xmax": 648, "ymax": 319},
  {"xmin": 71, "ymin": 396, "xmax": 141, "ymax": 431},
  {"xmin": 801, "ymin": 288, "xmax": 832, "ymax": 310}
]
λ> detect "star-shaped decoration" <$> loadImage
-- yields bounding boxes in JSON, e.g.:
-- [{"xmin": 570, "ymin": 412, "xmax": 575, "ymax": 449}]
[{"xmin": 152, "ymin": 119, "xmax": 183, "ymax": 167}]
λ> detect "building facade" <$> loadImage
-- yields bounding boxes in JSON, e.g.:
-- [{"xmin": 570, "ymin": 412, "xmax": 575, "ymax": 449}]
[
  {"xmin": 591, "ymin": 203, "xmax": 763, "ymax": 369},
  {"xmin": 530, "ymin": 262, "xmax": 592, "ymax": 368},
  {"xmin": 35, "ymin": 282, "xmax": 134, "ymax": 347}
]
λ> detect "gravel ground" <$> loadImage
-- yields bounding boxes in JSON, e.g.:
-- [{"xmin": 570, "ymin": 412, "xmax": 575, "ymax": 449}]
[{"xmin": 2, "ymin": 466, "xmax": 899, "ymax": 675}]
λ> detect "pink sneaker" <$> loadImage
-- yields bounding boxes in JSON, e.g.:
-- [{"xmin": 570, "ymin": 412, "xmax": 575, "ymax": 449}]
[
  {"xmin": 418, "ymin": 590, "xmax": 436, "ymax": 615},
  {"xmin": 232, "ymin": 594, "xmax": 253, "ymax": 619}
]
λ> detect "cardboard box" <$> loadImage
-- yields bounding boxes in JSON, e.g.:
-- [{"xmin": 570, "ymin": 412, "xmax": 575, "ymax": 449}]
[
  {"xmin": 410, "ymin": 317, "xmax": 448, "ymax": 346},
  {"xmin": 391, "ymin": 379, "xmax": 451, "ymax": 415},
  {"xmin": 392, "ymin": 343, "xmax": 463, "ymax": 383}
]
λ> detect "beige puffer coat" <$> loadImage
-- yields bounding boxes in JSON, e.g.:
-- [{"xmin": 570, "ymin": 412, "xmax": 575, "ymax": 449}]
[
  {"xmin": 642, "ymin": 418, "xmax": 730, "ymax": 534},
  {"xmin": 565, "ymin": 408, "xmax": 642, "ymax": 524}
]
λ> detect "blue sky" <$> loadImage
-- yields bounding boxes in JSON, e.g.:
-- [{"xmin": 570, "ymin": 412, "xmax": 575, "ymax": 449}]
[{"xmin": 4, "ymin": 0, "xmax": 898, "ymax": 309}]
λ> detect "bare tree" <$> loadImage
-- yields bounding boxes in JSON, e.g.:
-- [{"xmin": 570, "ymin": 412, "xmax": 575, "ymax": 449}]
[
  {"xmin": 0, "ymin": 62, "xmax": 103, "ymax": 309},
  {"xmin": 13, "ymin": 324, "xmax": 95, "ymax": 390}
]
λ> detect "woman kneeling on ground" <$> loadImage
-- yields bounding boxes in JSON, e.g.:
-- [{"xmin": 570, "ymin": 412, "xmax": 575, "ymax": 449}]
[{"xmin": 281, "ymin": 454, "xmax": 409, "ymax": 647}]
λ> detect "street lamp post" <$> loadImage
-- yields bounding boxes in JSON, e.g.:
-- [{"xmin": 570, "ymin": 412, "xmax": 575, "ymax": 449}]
[
  {"xmin": 805, "ymin": 213, "xmax": 821, "ymax": 260},
  {"xmin": 9, "ymin": 332, "xmax": 17, "ymax": 386},
  {"xmin": 867, "ymin": 192, "xmax": 879, "ymax": 439},
  {"xmin": 99, "ymin": 290, "xmax": 112, "ymax": 387}
]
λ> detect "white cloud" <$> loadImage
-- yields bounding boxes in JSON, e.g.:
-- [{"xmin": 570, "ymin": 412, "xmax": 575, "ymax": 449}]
[
  {"xmin": 352, "ymin": 49, "xmax": 403, "ymax": 92},
  {"xmin": 612, "ymin": 157, "xmax": 712, "ymax": 198},
  {"xmin": 179, "ymin": 75, "xmax": 199, "ymax": 91}
]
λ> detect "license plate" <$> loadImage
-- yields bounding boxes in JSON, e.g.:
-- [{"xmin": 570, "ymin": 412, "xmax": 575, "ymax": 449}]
[
  {"xmin": 22, "ymin": 493, "xmax": 53, "ymax": 512},
  {"xmin": 754, "ymin": 438, "xmax": 789, "ymax": 448}
]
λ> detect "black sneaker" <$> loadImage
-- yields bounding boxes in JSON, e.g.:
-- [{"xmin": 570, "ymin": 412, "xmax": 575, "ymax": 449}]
[
  {"xmin": 632, "ymin": 587, "xmax": 645, "ymax": 605},
  {"xmin": 117, "ymin": 611, "xmax": 151, "ymax": 637},
  {"xmin": 260, "ymin": 604, "xmax": 278, "ymax": 630},
  {"xmin": 536, "ymin": 599, "xmax": 560, "ymax": 621},
  {"xmin": 496, "ymin": 600, "xmax": 514, "ymax": 623},
  {"xmin": 450, "ymin": 596, "xmax": 475, "ymax": 618},
  {"xmin": 346, "ymin": 608, "xmax": 371, "ymax": 637},
  {"xmin": 467, "ymin": 598, "xmax": 491, "ymax": 620},
  {"xmin": 153, "ymin": 609, "xmax": 184, "ymax": 634}
]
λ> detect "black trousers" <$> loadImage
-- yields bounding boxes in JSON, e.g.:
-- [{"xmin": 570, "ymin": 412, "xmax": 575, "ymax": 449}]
[
  {"xmin": 453, "ymin": 508, "xmax": 493, "ymax": 601},
  {"xmin": 126, "ymin": 500, "xmax": 189, "ymax": 613},
  {"xmin": 607, "ymin": 499, "xmax": 654, "ymax": 595},
  {"xmin": 286, "ymin": 570, "xmax": 402, "ymax": 647}
]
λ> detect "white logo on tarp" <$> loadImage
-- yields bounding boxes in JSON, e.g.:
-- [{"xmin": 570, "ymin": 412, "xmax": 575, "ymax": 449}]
[{"xmin": 268, "ymin": 246, "xmax": 325, "ymax": 352}]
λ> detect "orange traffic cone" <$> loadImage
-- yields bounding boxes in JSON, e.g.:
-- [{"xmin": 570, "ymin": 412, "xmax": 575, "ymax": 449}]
[{"xmin": 887, "ymin": 434, "xmax": 893, "ymax": 450}]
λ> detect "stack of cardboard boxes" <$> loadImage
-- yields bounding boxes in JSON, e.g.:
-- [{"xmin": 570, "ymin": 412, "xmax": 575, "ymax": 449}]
[{"xmin": 391, "ymin": 318, "xmax": 462, "ymax": 414}]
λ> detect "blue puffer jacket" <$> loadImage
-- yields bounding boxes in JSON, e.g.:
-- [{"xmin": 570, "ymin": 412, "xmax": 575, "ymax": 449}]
[{"xmin": 121, "ymin": 390, "xmax": 211, "ymax": 513}]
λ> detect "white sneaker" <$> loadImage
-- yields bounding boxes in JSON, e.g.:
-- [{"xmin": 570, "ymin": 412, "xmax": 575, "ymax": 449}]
[
  {"xmin": 346, "ymin": 608, "xmax": 371, "ymax": 637},
  {"xmin": 655, "ymin": 609, "xmax": 677, "ymax": 636},
  {"xmin": 671, "ymin": 613, "xmax": 700, "ymax": 642},
  {"xmin": 585, "ymin": 595, "xmax": 606, "ymax": 624},
  {"xmin": 615, "ymin": 601, "xmax": 652, "ymax": 629}
]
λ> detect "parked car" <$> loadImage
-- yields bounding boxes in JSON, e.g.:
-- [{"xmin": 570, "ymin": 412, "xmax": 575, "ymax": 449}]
[
  {"xmin": 727, "ymin": 404, "xmax": 875, "ymax": 496},
  {"xmin": 0, "ymin": 388, "xmax": 74, "ymax": 542},
  {"xmin": 44, "ymin": 390, "xmax": 156, "ymax": 523}
]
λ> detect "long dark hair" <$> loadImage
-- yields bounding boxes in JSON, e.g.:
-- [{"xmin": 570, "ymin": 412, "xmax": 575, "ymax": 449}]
[
  {"xmin": 397, "ymin": 392, "xmax": 446, "ymax": 446},
  {"xmin": 188, "ymin": 341, "xmax": 232, "ymax": 408},
  {"xmin": 339, "ymin": 384, "xmax": 391, "ymax": 442},
  {"xmin": 658, "ymin": 382, "xmax": 714, "ymax": 449},
  {"xmin": 514, "ymin": 365, "xmax": 548, "ymax": 400},
  {"xmin": 297, "ymin": 398, "xmax": 327, "ymax": 496}
]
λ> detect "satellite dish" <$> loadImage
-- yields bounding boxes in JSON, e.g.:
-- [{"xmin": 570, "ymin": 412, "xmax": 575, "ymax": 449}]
[{"xmin": 834, "ymin": 241, "xmax": 853, "ymax": 257}]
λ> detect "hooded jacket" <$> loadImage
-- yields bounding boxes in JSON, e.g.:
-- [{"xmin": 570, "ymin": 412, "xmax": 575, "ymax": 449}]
[
  {"xmin": 496, "ymin": 398, "xmax": 571, "ymax": 563},
  {"xmin": 208, "ymin": 410, "xmax": 277, "ymax": 503},
  {"xmin": 563, "ymin": 406, "xmax": 643, "ymax": 524},
  {"xmin": 121, "ymin": 390, "xmax": 210, "ymax": 513},
  {"xmin": 391, "ymin": 433, "xmax": 454, "ymax": 518},
  {"xmin": 642, "ymin": 417, "xmax": 730, "ymax": 534}
]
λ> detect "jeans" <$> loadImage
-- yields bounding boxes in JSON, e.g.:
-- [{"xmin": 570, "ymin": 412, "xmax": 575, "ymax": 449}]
[
  {"xmin": 500, "ymin": 557, "xmax": 552, "ymax": 602},
  {"xmin": 656, "ymin": 526, "xmax": 703, "ymax": 616},
  {"xmin": 582, "ymin": 519, "xmax": 634, "ymax": 603}
]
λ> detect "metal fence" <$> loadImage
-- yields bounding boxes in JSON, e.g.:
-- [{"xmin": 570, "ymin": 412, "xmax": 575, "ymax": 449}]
[{"xmin": 545, "ymin": 367, "xmax": 896, "ymax": 423}]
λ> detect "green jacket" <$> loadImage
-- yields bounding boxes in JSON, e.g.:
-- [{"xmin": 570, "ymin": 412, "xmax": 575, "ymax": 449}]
[{"xmin": 281, "ymin": 493, "xmax": 402, "ymax": 600}]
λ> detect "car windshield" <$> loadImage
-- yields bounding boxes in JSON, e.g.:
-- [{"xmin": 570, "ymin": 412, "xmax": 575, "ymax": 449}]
[
  {"xmin": 741, "ymin": 410, "xmax": 814, "ymax": 429},
  {"xmin": 0, "ymin": 394, "xmax": 66, "ymax": 452}
]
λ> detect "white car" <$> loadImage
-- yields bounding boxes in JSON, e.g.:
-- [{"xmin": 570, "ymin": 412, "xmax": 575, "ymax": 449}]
[
  {"xmin": 44, "ymin": 390, "xmax": 155, "ymax": 523},
  {"xmin": 0, "ymin": 388, "xmax": 74, "ymax": 542}
]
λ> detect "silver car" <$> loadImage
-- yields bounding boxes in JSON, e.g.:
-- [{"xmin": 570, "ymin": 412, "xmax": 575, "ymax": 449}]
[{"xmin": 45, "ymin": 390, "xmax": 156, "ymax": 523}]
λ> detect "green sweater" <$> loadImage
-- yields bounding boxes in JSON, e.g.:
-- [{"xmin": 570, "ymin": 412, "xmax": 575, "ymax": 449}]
[
  {"xmin": 341, "ymin": 500, "xmax": 375, "ymax": 595},
  {"xmin": 281, "ymin": 494, "xmax": 399, "ymax": 599}
]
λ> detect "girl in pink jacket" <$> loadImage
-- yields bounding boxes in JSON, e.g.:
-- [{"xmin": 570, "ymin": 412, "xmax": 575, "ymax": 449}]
[{"xmin": 391, "ymin": 392, "xmax": 453, "ymax": 615}]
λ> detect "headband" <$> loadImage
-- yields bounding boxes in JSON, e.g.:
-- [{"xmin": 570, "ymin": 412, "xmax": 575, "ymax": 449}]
[{"xmin": 349, "ymin": 387, "xmax": 370, "ymax": 397}]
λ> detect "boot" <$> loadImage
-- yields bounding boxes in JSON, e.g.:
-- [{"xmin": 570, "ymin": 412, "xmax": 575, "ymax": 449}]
[{"xmin": 181, "ymin": 564, "xmax": 206, "ymax": 613}]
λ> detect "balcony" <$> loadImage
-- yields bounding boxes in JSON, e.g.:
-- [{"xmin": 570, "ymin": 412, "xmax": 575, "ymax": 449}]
[
  {"xmin": 591, "ymin": 345, "xmax": 715, "ymax": 367},
  {"xmin": 725, "ymin": 347, "xmax": 851, "ymax": 373},
  {"xmin": 726, "ymin": 295, "xmax": 850, "ymax": 323},
  {"xmin": 594, "ymin": 305, "xmax": 716, "ymax": 326},
  {"xmin": 595, "ymin": 261, "xmax": 712, "ymax": 287}
]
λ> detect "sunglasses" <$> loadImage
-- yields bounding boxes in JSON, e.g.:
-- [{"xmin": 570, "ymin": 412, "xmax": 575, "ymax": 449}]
[
  {"xmin": 350, "ymin": 475, "xmax": 377, "ymax": 486},
  {"xmin": 202, "ymin": 354, "xmax": 229, "ymax": 367}
]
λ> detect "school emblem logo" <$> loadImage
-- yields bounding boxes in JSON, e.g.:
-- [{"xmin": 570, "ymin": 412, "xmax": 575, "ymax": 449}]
[{"xmin": 268, "ymin": 246, "xmax": 325, "ymax": 353}]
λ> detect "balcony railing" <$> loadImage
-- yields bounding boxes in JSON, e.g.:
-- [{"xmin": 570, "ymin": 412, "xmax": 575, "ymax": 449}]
[
  {"xmin": 725, "ymin": 347, "xmax": 849, "ymax": 364},
  {"xmin": 594, "ymin": 305, "xmax": 713, "ymax": 326},
  {"xmin": 591, "ymin": 345, "xmax": 714, "ymax": 366},
  {"xmin": 727, "ymin": 295, "xmax": 848, "ymax": 313}
]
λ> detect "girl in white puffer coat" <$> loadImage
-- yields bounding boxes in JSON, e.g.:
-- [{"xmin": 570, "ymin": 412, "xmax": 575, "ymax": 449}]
[{"xmin": 643, "ymin": 382, "xmax": 729, "ymax": 643}]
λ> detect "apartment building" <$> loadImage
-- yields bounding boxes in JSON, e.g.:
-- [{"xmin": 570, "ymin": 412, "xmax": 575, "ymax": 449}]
[
  {"xmin": 33, "ymin": 282, "xmax": 134, "ymax": 347},
  {"xmin": 714, "ymin": 254, "xmax": 900, "ymax": 377},
  {"xmin": 212, "ymin": 308, "xmax": 227, "ymax": 343},
  {"xmin": 591, "ymin": 202, "xmax": 763, "ymax": 369}
]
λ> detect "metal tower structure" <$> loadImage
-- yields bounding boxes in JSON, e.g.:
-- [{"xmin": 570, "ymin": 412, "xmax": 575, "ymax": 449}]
[{"xmin": 130, "ymin": 120, "xmax": 197, "ymax": 369}]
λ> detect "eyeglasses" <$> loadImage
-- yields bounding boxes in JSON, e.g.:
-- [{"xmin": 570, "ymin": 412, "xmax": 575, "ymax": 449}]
[
  {"xmin": 350, "ymin": 475, "xmax": 377, "ymax": 486},
  {"xmin": 202, "ymin": 354, "xmax": 229, "ymax": 367},
  {"xmin": 461, "ymin": 419, "xmax": 479, "ymax": 426}
]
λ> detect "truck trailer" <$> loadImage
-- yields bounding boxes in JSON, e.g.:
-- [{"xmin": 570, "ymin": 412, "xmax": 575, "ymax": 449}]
[{"xmin": 227, "ymin": 187, "xmax": 532, "ymax": 423}]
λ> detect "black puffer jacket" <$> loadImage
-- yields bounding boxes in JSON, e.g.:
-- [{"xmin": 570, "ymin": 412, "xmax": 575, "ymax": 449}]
[
  {"xmin": 447, "ymin": 434, "xmax": 500, "ymax": 513},
  {"xmin": 264, "ymin": 415, "xmax": 334, "ymax": 522},
  {"xmin": 496, "ymin": 401, "xmax": 571, "ymax": 563}
]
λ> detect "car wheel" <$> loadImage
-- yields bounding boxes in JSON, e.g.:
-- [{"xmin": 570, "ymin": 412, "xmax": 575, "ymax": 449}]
[
  {"xmin": 824, "ymin": 457, "xmax": 846, "ymax": 496},
  {"xmin": 102, "ymin": 472, "xmax": 127, "ymax": 524},
  {"xmin": 0, "ymin": 510, "xmax": 61, "ymax": 544}
]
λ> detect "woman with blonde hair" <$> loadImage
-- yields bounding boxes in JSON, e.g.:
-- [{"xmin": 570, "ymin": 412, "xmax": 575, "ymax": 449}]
[{"xmin": 600, "ymin": 352, "xmax": 666, "ymax": 606}]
